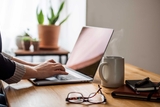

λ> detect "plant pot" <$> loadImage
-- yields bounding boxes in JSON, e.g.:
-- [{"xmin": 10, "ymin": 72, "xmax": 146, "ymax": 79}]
[
  {"xmin": 32, "ymin": 41, "xmax": 39, "ymax": 51},
  {"xmin": 22, "ymin": 41, "xmax": 31, "ymax": 50},
  {"xmin": 16, "ymin": 35, "xmax": 23, "ymax": 49},
  {"xmin": 38, "ymin": 25, "xmax": 60, "ymax": 49}
]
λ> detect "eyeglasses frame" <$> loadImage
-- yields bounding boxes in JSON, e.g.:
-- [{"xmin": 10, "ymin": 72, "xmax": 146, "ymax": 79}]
[{"xmin": 66, "ymin": 85, "xmax": 107, "ymax": 104}]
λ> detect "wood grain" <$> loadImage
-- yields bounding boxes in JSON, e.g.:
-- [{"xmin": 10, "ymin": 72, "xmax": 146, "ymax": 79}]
[{"xmin": 2, "ymin": 63, "xmax": 160, "ymax": 107}]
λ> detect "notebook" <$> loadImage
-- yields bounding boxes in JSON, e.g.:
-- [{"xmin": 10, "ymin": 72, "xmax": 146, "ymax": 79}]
[
  {"xmin": 125, "ymin": 79, "xmax": 159, "ymax": 91},
  {"xmin": 29, "ymin": 26, "xmax": 114, "ymax": 85},
  {"xmin": 111, "ymin": 84, "xmax": 160, "ymax": 102}
]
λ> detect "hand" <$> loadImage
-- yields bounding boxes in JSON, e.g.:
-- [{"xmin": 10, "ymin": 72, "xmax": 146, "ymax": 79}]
[
  {"xmin": 23, "ymin": 59, "xmax": 68, "ymax": 79},
  {"xmin": 33, "ymin": 59, "xmax": 68, "ymax": 79}
]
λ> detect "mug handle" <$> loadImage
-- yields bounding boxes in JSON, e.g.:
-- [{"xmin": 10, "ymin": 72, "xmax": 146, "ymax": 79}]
[{"xmin": 99, "ymin": 62, "xmax": 108, "ymax": 83}]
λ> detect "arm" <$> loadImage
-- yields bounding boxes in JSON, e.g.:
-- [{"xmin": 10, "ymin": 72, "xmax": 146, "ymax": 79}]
[
  {"xmin": 1, "ymin": 53, "xmax": 68, "ymax": 84},
  {"xmin": 2, "ymin": 52, "xmax": 38, "ymax": 66},
  {"xmin": 2, "ymin": 52, "xmax": 57, "ymax": 67}
]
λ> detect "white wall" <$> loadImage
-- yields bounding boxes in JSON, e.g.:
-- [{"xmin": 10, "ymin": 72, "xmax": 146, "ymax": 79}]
[{"xmin": 86, "ymin": 0, "xmax": 160, "ymax": 74}]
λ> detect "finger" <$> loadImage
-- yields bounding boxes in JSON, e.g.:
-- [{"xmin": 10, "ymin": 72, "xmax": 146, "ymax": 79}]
[
  {"xmin": 52, "ymin": 65, "xmax": 65, "ymax": 71},
  {"xmin": 48, "ymin": 62, "xmax": 62, "ymax": 67},
  {"xmin": 47, "ymin": 59, "xmax": 56, "ymax": 63},
  {"xmin": 52, "ymin": 63, "xmax": 65, "ymax": 69},
  {"xmin": 54, "ymin": 70, "xmax": 68, "ymax": 75}
]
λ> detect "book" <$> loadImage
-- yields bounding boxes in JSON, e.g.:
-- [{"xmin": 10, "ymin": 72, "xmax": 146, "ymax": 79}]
[
  {"xmin": 111, "ymin": 84, "xmax": 160, "ymax": 102},
  {"xmin": 125, "ymin": 80, "xmax": 159, "ymax": 91}
]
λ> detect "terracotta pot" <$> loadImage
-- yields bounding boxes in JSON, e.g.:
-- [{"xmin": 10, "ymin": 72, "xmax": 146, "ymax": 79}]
[
  {"xmin": 38, "ymin": 25, "xmax": 60, "ymax": 49},
  {"xmin": 32, "ymin": 41, "xmax": 39, "ymax": 51}
]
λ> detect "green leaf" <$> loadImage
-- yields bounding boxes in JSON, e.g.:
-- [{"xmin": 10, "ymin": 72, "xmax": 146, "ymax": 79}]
[
  {"xmin": 50, "ymin": 7, "xmax": 55, "ymax": 20},
  {"xmin": 57, "ymin": 1, "xmax": 65, "ymax": 15},
  {"xmin": 51, "ymin": 15, "xmax": 58, "ymax": 25},
  {"xmin": 59, "ymin": 14, "xmax": 70, "ymax": 25},
  {"xmin": 36, "ymin": 1, "xmax": 69, "ymax": 25},
  {"xmin": 51, "ymin": 1, "xmax": 65, "ymax": 25},
  {"xmin": 48, "ymin": 6, "xmax": 55, "ymax": 25},
  {"xmin": 47, "ymin": 15, "xmax": 51, "ymax": 25},
  {"xmin": 36, "ymin": 7, "xmax": 44, "ymax": 24}
]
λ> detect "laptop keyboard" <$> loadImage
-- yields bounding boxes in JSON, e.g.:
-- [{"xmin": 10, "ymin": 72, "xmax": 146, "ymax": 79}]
[{"xmin": 56, "ymin": 74, "xmax": 78, "ymax": 80}]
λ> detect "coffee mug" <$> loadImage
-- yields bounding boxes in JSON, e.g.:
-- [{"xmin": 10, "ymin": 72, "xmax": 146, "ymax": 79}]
[{"xmin": 99, "ymin": 56, "xmax": 124, "ymax": 88}]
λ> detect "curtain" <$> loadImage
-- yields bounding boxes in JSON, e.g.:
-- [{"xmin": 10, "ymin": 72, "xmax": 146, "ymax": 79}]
[{"xmin": 0, "ymin": 0, "xmax": 86, "ymax": 54}]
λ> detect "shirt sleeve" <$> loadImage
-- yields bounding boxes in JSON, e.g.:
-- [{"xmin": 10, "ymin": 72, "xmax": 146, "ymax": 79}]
[
  {"xmin": 1, "ymin": 52, "xmax": 13, "ymax": 60},
  {"xmin": 1, "ymin": 52, "xmax": 26, "ymax": 84},
  {"xmin": 4, "ymin": 62, "xmax": 26, "ymax": 84}
]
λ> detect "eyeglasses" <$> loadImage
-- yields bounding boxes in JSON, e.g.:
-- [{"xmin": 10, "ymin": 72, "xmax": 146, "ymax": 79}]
[{"xmin": 65, "ymin": 85, "xmax": 107, "ymax": 104}]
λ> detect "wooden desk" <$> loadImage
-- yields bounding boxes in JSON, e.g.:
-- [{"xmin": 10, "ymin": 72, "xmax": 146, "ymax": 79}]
[
  {"xmin": 2, "ymin": 64, "xmax": 160, "ymax": 107},
  {"xmin": 14, "ymin": 47, "xmax": 69, "ymax": 64}
]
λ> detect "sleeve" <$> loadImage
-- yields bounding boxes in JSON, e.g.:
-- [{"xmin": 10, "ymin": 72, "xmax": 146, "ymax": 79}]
[
  {"xmin": 0, "ymin": 53, "xmax": 26, "ymax": 84},
  {"xmin": 1, "ymin": 52, "xmax": 13, "ymax": 60},
  {"xmin": 0, "ymin": 53, "xmax": 15, "ymax": 80},
  {"xmin": 4, "ymin": 62, "xmax": 26, "ymax": 84}
]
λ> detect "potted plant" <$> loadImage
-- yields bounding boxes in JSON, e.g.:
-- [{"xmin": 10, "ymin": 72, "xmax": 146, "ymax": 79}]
[
  {"xmin": 16, "ymin": 28, "xmax": 30, "ymax": 49},
  {"xmin": 36, "ymin": 0, "xmax": 70, "ymax": 49},
  {"xmin": 22, "ymin": 36, "xmax": 31, "ymax": 50},
  {"xmin": 32, "ymin": 38, "xmax": 40, "ymax": 51}
]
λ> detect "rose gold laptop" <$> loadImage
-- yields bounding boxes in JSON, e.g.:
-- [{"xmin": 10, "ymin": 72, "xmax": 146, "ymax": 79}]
[{"xmin": 29, "ymin": 26, "xmax": 114, "ymax": 85}]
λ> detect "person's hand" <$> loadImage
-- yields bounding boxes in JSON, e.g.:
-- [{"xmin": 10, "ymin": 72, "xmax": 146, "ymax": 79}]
[
  {"xmin": 33, "ymin": 59, "xmax": 68, "ymax": 79},
  {"xmin": 23, "ymin": 59, "xmax": 68, "ymax": 79}
]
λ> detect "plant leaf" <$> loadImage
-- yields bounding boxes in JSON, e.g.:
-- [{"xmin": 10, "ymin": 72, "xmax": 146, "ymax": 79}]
[
  {"xmin": 48, "ymin": 6, "xmax": 55, "ymax": 25},
  {"xmin": 51, "ymin": 15, "xmax": 58, "ymax": 25},
  {"xmin": 51, "ymin": 1, "xmax": 65, "ymax": 25},
  {"xmin": 59, "ymin": 14, "xmax": 70, "ymax": 25},
  {"xmin": 50, "ymin": 7, "xmax": 55, "ymax": 20},
  {"xmin": 36, "ymin": 6, "xmax": 44, "ymax": 24},
  {"xmin": 57, "ymin": 1, "xmax": 65, "ymax": 15}
]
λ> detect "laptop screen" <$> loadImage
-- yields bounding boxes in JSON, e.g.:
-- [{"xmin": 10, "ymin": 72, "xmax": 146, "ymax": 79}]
[{"xmin": 66, "ymin": 26, "xmax": 114, "ymax": 78}]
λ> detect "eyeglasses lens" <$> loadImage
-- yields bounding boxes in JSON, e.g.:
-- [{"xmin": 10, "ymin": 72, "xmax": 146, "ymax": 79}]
[
  {"xmin": 89, "ymin": 93, "xmax": 105, "ymax": 103},
  {"xmin": 68, "ymin": 92, "xmax": 83, "ymax": 103}
]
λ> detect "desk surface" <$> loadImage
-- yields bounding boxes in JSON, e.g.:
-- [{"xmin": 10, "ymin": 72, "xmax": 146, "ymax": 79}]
[{"xmin": 2, "ymin": 64, "xmax": 160, "ymax": 107}]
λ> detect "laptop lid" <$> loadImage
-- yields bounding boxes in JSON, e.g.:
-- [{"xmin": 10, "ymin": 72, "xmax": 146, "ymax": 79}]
[
  {"xmin": 30, "ymin": 26, "xmax": 114, "ymax": 85},
  {"xmin": 66, "ymin": 26, "xmax": 114, "ymax": 79}
]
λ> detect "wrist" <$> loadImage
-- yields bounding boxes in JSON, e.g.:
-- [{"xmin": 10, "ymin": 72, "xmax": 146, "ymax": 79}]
[{"xmin": 23, "ymin": 65, "xmax": 38, "ymax": 79}]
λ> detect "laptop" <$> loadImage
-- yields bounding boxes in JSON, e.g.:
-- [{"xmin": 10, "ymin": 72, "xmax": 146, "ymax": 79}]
[{"xmin": 29, "ymin": 26, "xmax": 114, "ymax": 85}]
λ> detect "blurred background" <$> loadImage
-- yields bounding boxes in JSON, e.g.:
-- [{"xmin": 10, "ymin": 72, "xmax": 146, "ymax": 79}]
[
  {"xmin": 0, "ymin": 0, "xmax": 160, "ymax": 75},
  {"xmin": 0, "ymin": 0, "xmax": 86, "ymax": 52}
]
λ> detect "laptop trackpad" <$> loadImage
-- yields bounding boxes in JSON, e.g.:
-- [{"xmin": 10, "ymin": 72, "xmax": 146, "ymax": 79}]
[
  {"xmin": 45, "ymin": 77, "xmax": 57, "ymax": 81},
  {"xmin": 46, "ymin": 74, "xmax": 79, "ymax": 81}
]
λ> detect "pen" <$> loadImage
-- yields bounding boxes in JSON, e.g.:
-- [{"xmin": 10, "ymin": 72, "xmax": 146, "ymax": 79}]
[{"xmin": 135, "ymin": 77, "xmax": 150, "ymax": 87}]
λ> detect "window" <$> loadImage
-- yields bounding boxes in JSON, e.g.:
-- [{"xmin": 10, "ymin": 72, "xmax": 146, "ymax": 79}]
[{"xmin": 0, "ymin": 0, "xmax": 86, "ymax": 53}]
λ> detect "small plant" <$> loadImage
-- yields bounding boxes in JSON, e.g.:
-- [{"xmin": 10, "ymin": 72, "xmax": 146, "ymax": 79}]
[
  {"xmin": 16, "ymin": 28, "xmax": 31, "ymax": 49},
  {"xmin": 32, "ymin": 38, "xmax": 39, "ymax": 42},
  {"xmin": 36, "ymin": 0, "xmax": 70, "ymax": 25},
  {"xmin": 22, "ymin": 36, "xmax": 31, "ymax": 50},
  {"xmin": 32, "ymin": 38, "xmax": 40, "ymax": 51},
  {"xmin": 22, "ymin": 36, "xmax": 31, "ymax": 41}
]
